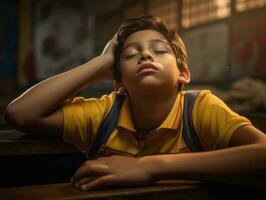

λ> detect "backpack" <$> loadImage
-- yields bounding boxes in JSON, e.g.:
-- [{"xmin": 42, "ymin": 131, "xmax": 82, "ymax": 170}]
[{"xmin": 87, "ymin": 90, "xmax": 202, "ymax": 159}]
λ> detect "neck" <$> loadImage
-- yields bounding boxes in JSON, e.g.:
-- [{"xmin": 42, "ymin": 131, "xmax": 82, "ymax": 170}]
[{"xmin": 128, "ymin": 89, "xmax": 179, "ymax": 132}]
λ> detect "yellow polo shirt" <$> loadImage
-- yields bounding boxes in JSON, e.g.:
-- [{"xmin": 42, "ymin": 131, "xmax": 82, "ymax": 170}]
[{"xmin": 63, "ymin": 90, "xmax": 251, "ymax": 157}]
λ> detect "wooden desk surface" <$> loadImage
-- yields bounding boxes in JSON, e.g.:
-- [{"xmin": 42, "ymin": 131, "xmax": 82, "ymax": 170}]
[
  {"xmin": 1, "ymin": 181, "xmax": 265, "ymax": 200},
  {"xmin": 0, "ymin": 181, "xmax": 211, "ymax": 200}
]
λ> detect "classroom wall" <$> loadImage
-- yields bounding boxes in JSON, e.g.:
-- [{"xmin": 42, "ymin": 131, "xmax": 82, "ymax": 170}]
[{"xmin": 0, "ymin": 0, "xmax": 17, "ymax": 97}]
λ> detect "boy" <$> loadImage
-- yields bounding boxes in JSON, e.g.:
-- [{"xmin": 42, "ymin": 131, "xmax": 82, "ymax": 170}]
[{"xmin": 5, "ymin": 16, "xmax": 266, "ymax": 190}]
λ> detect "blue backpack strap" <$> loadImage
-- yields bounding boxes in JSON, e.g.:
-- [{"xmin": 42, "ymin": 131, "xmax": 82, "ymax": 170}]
[
  {"xmin": 87, "ymin": 94, "xmax": 126, "ymax": 159},
  {"xmin": 183, "ymin": 90, "xmax": 202, "ymax": 152}
]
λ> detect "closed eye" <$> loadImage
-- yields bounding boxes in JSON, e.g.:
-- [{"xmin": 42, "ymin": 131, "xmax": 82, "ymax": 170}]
[
  {"xmin": 124, "ymin": 53, "xmax": 137, "ymax": 59},
  {"xmin": 153, "ymin": 49, "xmax": 168, "ymax": 54}
]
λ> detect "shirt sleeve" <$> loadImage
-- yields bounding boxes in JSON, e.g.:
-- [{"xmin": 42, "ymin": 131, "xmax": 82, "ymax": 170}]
[
  {"xmin": 62, "ymin": 92, "xmax": 116, "ymax": 153},
  {"xmin": 192, "ymin": 90, "xmax": 252, "ymax": 151}
]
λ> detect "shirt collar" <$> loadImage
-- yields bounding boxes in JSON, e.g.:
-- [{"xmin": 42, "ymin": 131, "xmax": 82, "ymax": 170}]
[
  {"xmin": 116, "ymin": 93, "xmax": 181, "ymax": 132},
  {"xmin": 117, "ymin": 96, "xmax": 136, "ymax": 132}
]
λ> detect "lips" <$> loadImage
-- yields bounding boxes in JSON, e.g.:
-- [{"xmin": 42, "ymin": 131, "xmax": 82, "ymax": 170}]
[{"xmin": 137, "ymin": 63, "xmax": 158, "ymax": 74}]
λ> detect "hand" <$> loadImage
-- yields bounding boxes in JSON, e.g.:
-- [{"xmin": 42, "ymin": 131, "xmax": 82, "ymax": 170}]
[
  {"xmin": 98, "ymin": 34, "xmax": 118, "ymax": 80},
  {"xmin": 101, "ymin": 34, "xmax": 117, "ymax": 58},
  {"xmin": 70, "ymin": 155, "xmax": 156, "ymax": 190}
]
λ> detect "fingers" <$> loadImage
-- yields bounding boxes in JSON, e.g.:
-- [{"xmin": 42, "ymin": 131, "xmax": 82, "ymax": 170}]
[
  {"xmin": 71, "ymin": 162, "xmax": 110, "ymax": 184},
  {"xmin": 78, "ymin": 175, "xmax": 115, "ymax": 191},
  {"xmin": 73, "ymin": 176, "xmax": 97, "ymax": 190},
  {"xmin": 101, "ymin": 35, "xmax": 117, "ymax": 55},
  {"xmin": 77, "ymin": 173, "xmax": 144, "ymax": 191},
  {"xmin": 111, "ymin": 33, "xmax": 118, "ymax": 42}
]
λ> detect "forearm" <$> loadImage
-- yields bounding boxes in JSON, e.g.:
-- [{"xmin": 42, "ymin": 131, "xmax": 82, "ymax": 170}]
[
  {"xmin": 145, "ymin": 143, "xmax": 266, "ymax": 186},
  {"xmin": 5, "ymin": 54, "xmax": 113, "ymax": 122}
]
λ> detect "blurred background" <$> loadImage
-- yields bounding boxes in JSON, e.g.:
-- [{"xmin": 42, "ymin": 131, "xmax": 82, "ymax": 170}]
[{"xmin": 1, "ymin": 0, "xmax": 266, "ymax": 121}]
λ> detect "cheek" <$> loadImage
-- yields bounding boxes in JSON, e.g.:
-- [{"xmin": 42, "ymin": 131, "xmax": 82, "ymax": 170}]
[
  {"xmin": 119, "ymin": 60, "xmax": 133, "ymax": 82},
  {"xmin": 161, "ymin": 56, "xmax": 179, "ymax": 72},
  {"xmin": 161, "ymin": 57, "xmax": 180, "ymax": 81},
  {"xmin": 120, "ymin": 59, "xmax": 135, "ymax": 72}
]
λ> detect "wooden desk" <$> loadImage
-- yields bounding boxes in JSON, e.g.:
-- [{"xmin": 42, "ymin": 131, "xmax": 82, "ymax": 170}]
[
  {"xmin": 0, "ymin": 181, "xmax": 265, "ymax": 200},
  {"xmin": 0, "ymin": 181, "xmax": 218, "ymax": 200},
  {"xmin": 1, "ymin": 128, "xmax": 266, "ymax": 190},
  {"xmin": 0, "ymin": 130, "xmax": 80, "ymax": 156},
  {"xmin": 0, "ymin": 130, "xmax": 85, "ymax": 187}
]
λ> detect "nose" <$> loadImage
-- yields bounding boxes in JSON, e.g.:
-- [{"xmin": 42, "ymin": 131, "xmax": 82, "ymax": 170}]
[{"xmin": 139, "ymin": 49, "xmax": 154, "ymax": 63}]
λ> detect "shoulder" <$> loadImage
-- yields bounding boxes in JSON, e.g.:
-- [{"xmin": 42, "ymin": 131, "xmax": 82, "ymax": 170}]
[
  {"xmin": 64, "ymin": 92, "xmax": 116, "ymax": 110},
  {"xmin": 183, "ymin": 89, "xmax": 228, "ymax": 110},
  {"xmin": 63, "ymin": 92, "xmax": 118, "ymax": 121},
  {"xmin": 62, "ymin": 92, "xmax": 118, "ymax": 152},
  {"xmin": 188, "ymin": 90, "xmax": 251, "ymax": 150},
  {"xmin": 189, "ymin": 89, "xmax": 242, "ymax": 119}
]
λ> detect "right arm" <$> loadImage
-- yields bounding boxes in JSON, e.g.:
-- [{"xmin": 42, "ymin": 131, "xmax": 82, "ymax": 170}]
[{"xmin": 4, "ymin": 39, "xmax": 116, "ymax": 137}]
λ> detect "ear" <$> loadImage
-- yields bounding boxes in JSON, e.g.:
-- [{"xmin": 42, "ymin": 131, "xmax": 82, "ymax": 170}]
[{"xmin": 178, "ymin": 67, "xmax": 191, "ymax": 84}]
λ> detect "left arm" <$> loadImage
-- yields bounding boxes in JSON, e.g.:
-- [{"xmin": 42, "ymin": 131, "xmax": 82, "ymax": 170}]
[
  {"xmin": 149, "ymin": 125, "xmax": 266, "ymax": 185},
  {"xmin": 71, "ymin": 125, "xmax": 266, "ymax": 190}
]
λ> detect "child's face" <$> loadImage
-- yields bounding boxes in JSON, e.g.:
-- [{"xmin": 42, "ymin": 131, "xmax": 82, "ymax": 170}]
[{"xmin": 119, "ymin": 29, "xmax": 181, "ymax": 94}]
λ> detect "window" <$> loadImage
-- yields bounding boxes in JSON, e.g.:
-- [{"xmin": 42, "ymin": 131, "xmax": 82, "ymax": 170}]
[
  {"xmin": 236, "ymin": 0, "xmax": 266, "ymax": 12},
  {"xmin": 148, "ymin": 0, "xmax": 179, "ymax": 30},
  {"xmin": 182, "ymin": 0, "xmax": 231, "ymax": 28}
]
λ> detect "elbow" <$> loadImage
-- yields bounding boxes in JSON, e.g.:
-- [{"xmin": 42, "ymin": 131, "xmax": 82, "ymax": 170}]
[{"xmin": 4, "ymin": 102, "xmax": 31, "ymax": 130}]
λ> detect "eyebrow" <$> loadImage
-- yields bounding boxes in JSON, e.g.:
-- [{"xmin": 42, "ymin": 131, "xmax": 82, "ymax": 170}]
[{"xmin": 122, "ymin": 39, "xmax": 170, "ymax": 50}]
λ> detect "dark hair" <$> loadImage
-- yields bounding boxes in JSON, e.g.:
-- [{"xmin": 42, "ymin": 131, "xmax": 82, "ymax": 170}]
[{"xmin": 114, "ymin": 15, "xmax": 188, "ymax": 91}]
